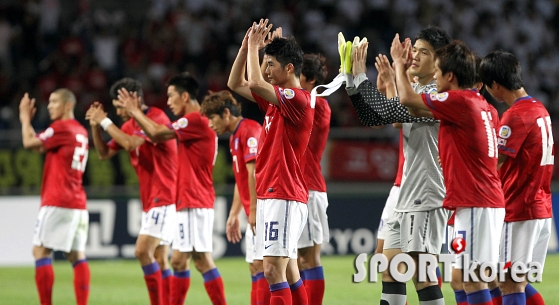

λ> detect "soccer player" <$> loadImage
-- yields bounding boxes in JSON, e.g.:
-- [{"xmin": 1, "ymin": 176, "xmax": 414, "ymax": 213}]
[
  {"xmin": 85, "ymin": 78, "xmax": 178, "ymax": 305},
  {"xmin": 346, "ymin": 26, "xmax": 452, "ymax": 305},
  {"xmin": 200, "ymin": 90, "xmax": 264, "ymax": 305},
  {"xmin": 480, "ymin": 50, "xmax": 552, "ymax": 305},
  {"xmin": 19, "ymin": 89, "xmax": 90, "ymax": 305},
  {"xmin": 116, "ymin": 73, "xmax": 226, "ymax": 305},
  {"xmin": 228, "ymin": 19, "xmax": 313, "ymax": 305},
  {"xmin": 297, "ymin": 53, "xmax": 331, "ymax": 305},
  {"xmin": 393, "ymin": 37, "xmax": 505, "ymax": 305}
]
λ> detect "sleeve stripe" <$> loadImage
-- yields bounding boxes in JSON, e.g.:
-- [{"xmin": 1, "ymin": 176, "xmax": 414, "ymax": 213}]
[
  {"xmin": 498, "ymin": 145, "xmax": 516, "ymax": 153},
  {"xmin": 426, "ymin": 94, "xmax": 436, "ymax": 110}
]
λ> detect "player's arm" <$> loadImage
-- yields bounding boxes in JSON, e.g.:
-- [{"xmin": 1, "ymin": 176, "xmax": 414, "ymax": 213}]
[
  {"xmin": 246, "ymin": 19, "xmax": 278, "ymax": 105},
  {"xmin": 228, "ymin": 28, "xmax": 256, "ymax": 102},
  {"xmin": 117, "ymin": 88, "xmax": 176, "ymax": 142},
  {"xmin": 246, "ymin": 160, "xmax": 257, "ymax": 233},
  {"xmin": 497, "ymin": 153, "xmax": 508, "ymax": 170},
  {"xmin": 226, "ymin": 183, "xmax": 243, "ymax": 244},
  {"xmin": 390, "ymin": 34, "xmax": 431, "ymax": 113},
  {"xmin": 19, "ymin": 93, "xmax": 45, "ymax": 152}
]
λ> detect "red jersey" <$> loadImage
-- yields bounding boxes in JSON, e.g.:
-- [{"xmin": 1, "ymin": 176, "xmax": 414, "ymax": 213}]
[
  {"xmin": 497, "ymin": 96, "xmax": 553, "ymax": 222},
  {"xmin": 230, "ymin": 118, "xmax": 262, "ymax": 215},
  {"xmin": 394, "ymin": 130, "xmax": 404, "ymax": 186},
  {"xmin": 302, "ymin": 97, "xmax": 330, "ymax": 192},
  {"xmin": 108, "ymin": 107, "xmax": 178, "ymax": 211},
  {"xmin": 37, "ymin": 119, "xmax": 88, "ymax": 210},
  {"xmin": 168, "ymin": 111, "xmax": 217, "ymax": 210},
  {"xmin": 251, "ymin": 86, "xmax": 314, "ymax": 203},
  {"xmin": 422, "ymin": 90, "xmax": 504, "ymax": 209}
]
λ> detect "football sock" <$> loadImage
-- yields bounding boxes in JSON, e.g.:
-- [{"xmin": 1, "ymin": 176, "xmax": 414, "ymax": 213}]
[
  {"xmin": 35, "ymin": 258, "xmax": 54, "ymax": 305},
  {"xmin": 490, "ymin": 287, "xmax": 502, "ymax": 305},
  {"xmin": 142, "ymin": 262, "xmax": 163, "ymax": 305},
  {"xmin": 525, "ymin": 284, "xmax": 545, "ymax": 305},
  {"xmin": 454, "ymin": 290, "xmax": 468, "ymax": 305},
  {"xmin": 467, "ymin": 289, "xmax": 493, "ymax": 305},
  {"xmin": 270, "ymin": 282, "xmax": 291, "ymax": 305},
  {"xmin": 256, "ymin": 272, "xmax": 271, "ymax": 305},
  {"xmin": 73, "ymin": 259, "xmax": 90, "ymax": 305},
  {"xmin": 303, "ymin": 266, "xmax": 325, "ymax": 305},
  {"xmin": 380, "ymin": 281, "xmax": 407, "ymax": 305},
  {"xmin": 251, "ymin": 275, "xmax": 257, "ymax": 305},
  {"xmin": 161, "ymin": 269, "xmax": 172, "ymax": 305},
  {"xmin": 502, "ymin": 292, "xmax": 525, "ymax": 305},
  {"xmin": 290, "ymin": 278, "xmax": 308, "ymax": 305},
  {"xmin": 171, "ymin": 270, "xmax": 190, "ymax": 305},
  {"xmin": 417, "ymin": 285, "xmax": 444, "ymax": 305},
  {"xmin": 202, "ymin": 268, "xmax": 226, "ymax": 305},
  {"xmin": 436, "ymin": 266, "xmax": 442, "ymax": 288}
]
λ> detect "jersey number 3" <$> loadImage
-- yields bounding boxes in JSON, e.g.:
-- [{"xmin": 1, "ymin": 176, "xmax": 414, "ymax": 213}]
[{"xmin": 537, "ymin": 116, "xmax": 554, "ymax": 166}]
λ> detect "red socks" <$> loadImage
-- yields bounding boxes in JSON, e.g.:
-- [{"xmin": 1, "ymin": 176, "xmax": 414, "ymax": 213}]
[
  {"xmin": 202, "ymin": 268, "xmax": 226, "ymax": 305},
  {"xmin": 256, "ymin": 272, "xmax": 271, "ymax": 305},
  {"xmin": 302, "ymin": 267, "xmax": 324, "ymax": 305},
  {"xmin": 290, "ymin": 279, "xmax": 308, "ymax": 305},
  {"xmin": 161, "ymin": 269, "xmax": 172, "ymax": 305},
  {"xmin": 171, "ymin": 270, "xmax": 190, "ymax": 305},
  {"xmin": 35, "ymin": 258, "xmax": 54, "ymax": 305},
  {"xmin": 142, "ymin": 262, "xmax": 163, "ymax": 305},
  {"xmin": 270, "ymin": 282, "xmax": 291, "ymax": 305},
  {"xmin": 72, "ymin": 260, "xmax": 90, "ymax": 305}
]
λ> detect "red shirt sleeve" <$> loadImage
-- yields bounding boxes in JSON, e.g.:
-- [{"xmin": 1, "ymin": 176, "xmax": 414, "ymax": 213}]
[
  {"xmin": 168, "ymin": 112, "xmax": 208, "ymax": 142},
  {"xmin": 38, "ymin": 121, "xmax": 73, "ymax": 151},
  {"xmin": 497, "ymin": 110, "xmax": 525, "ymax": 158},
  {"xmin": 241, "ymin": 124, "xmax": 260, "ymax": 163},
  {"xmin": 422, "ymin": 90, "xmax": 468, "ymax": 123}
]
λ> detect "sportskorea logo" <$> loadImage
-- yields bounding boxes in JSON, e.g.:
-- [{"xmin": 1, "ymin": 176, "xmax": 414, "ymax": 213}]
[{"xmin": 352, "ymin": 253, "xmax": 543, "ymax": 283}]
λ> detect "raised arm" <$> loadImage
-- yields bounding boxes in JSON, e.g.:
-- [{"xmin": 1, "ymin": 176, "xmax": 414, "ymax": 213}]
[
  {"xmin": 19, "ymin": 93, "xmax": 45, "ymax": 151},
  {"xmin": 390, "ymin": 34, "xmax": 431, "ymax": 113},
  {"xmin": 246, "ymin": 19, "xmax": 278, "ymax": 105},
  {"xmin": 116, "ymin": 89, "xmax": 175, "ymax": 142},
  {"xmin": 375, "ymin": 54, "xmax": 397, "ymax": 99},
  {"xmin": 228, "ymin": 28, "xmax": 256, "ymax": 102}
]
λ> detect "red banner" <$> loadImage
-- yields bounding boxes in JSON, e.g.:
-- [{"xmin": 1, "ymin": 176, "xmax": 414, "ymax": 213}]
[{"xmin": 326, "ymin": 140, "xmax": 399, "ymax": 181}]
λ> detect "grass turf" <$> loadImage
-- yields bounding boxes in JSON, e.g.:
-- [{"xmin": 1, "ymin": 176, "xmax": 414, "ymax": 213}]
[{"xmin": 1, "ymin": 254, "xmax": 557, "ymax": 304}]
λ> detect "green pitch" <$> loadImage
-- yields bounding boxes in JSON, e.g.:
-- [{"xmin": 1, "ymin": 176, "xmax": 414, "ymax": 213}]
[{"xmin": 1, "ymin": 255, "xmax": 557, "ymax": 304}]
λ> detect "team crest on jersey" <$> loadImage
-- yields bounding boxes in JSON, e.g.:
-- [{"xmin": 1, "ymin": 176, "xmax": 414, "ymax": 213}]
[
  {"xmin": 247, "ymin": 137, "xmax": 258, "ymax": 148},
  {"xmin": 283, "ymin": 89, "xmax": 295, "ymax": 99},
  {"xmin": 499, "ymin": 125, "xmax": 512, "ymax": 139},
  {"xmin": 498, "ymin": 138, "xmax": 507, "ymax": 146},
  {"xmin": 39, "ymin": 127, "xmax": 54, "ymax": 140},
  {"xmin": 430, "ymin": 92, "xmax": 448, "ymax": 102},
  {"xmin": 178, "ymin": 118, "xmax": 188, "ymax": 128}
]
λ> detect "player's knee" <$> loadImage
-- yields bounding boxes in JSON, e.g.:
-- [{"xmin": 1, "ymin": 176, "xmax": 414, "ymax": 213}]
[{"xmin": 498, "ymin": 278, "xmax": 524, "ymax": 294}]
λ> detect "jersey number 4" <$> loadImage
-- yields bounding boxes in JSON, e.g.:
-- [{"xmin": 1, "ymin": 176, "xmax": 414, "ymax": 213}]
[
  {"xmin": 537, "ymin": 116, "xmax": 554, "ymax": 166},
  {"xmin": 71, "ymin": 134, "xmax": 89, "ymax": 172}
]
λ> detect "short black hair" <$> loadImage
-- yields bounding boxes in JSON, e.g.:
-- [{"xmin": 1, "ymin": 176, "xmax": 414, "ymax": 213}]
[
  {"xmin": 435, "ymin": 40, "xmax": 476, "ymax": 89},
  {"xmin": 264, "ymin": 37, "xmax": 304, "ymax": 77},
  {"xmin": 415, "ymin": 25, "xmax": 452, "ymax": 51},
  {"xmin": 301, "ymin": 53, "xmax": 328, "ymax": 85},
  {"xmin": 479, "ymin": 50, "xmax": 523, "ymax": 90},
  {"xmin": 110, "ymin": 78, "xmax": 143, "ymax": 100},
  {"xmin": 167, "ymin": 72, "xmax": 200, "ymax": 101}
]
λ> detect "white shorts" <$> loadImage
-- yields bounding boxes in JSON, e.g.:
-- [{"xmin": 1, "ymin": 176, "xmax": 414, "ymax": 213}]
[
  {"xmin": 383, "ymin": 208, "xmax": 449, "ymax": 254},
  {"xmin": 298, "ymin": 191, "xmax": 329, "ymax": 248},
  {"xmin": 139, "ymin": 204, "xmax": 177, "ymax": 245},
  {"xmin": 454, "ymin": 207, "xmax": 505, "ymax": 269},
  {"xmin": 378, "ymin": 185, "xmax": 400, "ymax": 240},
  {"xmin": 172, "ymin": 208, "xmax": 214, "ymax": 253},
  {"xmin": 33, "ymin": 206, "xmax": 89, "ymax": 253},
  {"xmin": 245, "ymin": 223, "xmax": 256, "ymax": 263},
  {"xmin": 255, "ymin": 199, "xmax": 308, "ymax": 260},
  {"xmin": 500, "ymin": 218, "xmax": 551, "ymax": 271},
  {"xmin": 446, "ymin": 224, "xmax": 455, "ymax": 254}
]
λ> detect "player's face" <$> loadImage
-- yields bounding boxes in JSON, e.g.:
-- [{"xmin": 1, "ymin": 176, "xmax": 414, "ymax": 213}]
[
  {"xmin": 112, "ymin": 99, "xmax": 130, "ymax": 121},
  {"xmin": 207, "ymin": 113, "xmax": 228, "ymax": 135},
  {"xmin": 434, "ymin": 59, "xmax": 450, "ymax": 92},
  {"xmin": 265, "ymin": 56, "xmax": 289, "ymax": 86},
  {"xmin": 409, "ymin": 39, "xmax": 436, "ymax": 79},
  {"xmin": 167, "ymin": 85, "xmax": 186, "ymax": 116},
  {"xmin": 47, "ymin": 92, "xmax": 67, "ymax": 120}
]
